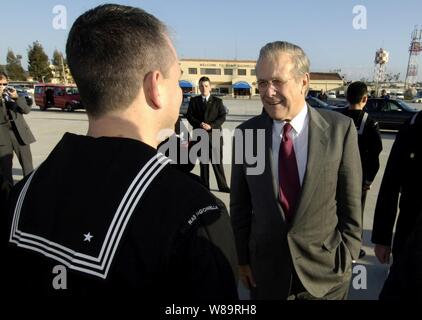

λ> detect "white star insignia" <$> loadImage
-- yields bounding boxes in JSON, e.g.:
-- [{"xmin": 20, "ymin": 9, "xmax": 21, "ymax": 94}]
[{"xmin": 83, "ymin": 232, "xmax": 94, "ymax": 242}]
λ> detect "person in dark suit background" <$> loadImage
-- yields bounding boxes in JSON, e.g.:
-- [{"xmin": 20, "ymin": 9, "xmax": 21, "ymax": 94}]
[
  {"xmin": 0, "ymin": 72, "xmax": 35, "ymax": 185},
  {"xmin": 372, "ymin": 111, "xmax": 422, "ymax": 300},
  {"xmin": 186, "ymin": 76, "xmax": 230, "ymax": 192},
  {"xmin": 400, "ymin": 207, "xmax": 422, "ymax": 300},
  {"xmin": 343, "ymin": 81, "xmax": 383, "ymax": 259},
  {"xmin": 389, "ymin": 207, "xmax": 422, "ymax": 300},
  {"xmin": 230, "ymin": 41, "xmax": 362, "ymax": 300},
  {"xmin": 317, "ymin": 89, "xmax": 327, "ymax": 102}
]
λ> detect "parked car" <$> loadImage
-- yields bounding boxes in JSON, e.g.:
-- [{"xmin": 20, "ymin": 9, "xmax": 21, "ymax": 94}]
[
  {"xmin": 9, "ymin": 82, "xmax": 36, "ymax": 95},
  {"xmin": 179, "ymin": 92, "xmax": 192, "ymax": 116},
  {"xmin": 307, "ymin": 89, "xmax": 321, "ymax": 98},
  {"xmin": 34, "ymin": 84, "xmax": 84, "ymax": 112},
  {"xmin": 306, "ymin": 96, "xmax": 345, "ymax": 111},
  {"xmin": 6, "ymin": 85, "xmax": 33, "ymax": 106},
  {"xmin": 9, "ymin": 85, "xmax": 30, "ymax": 97},
  {"xmin": 364, "ymin": 98, "xmax": 418, "ymax": 130},
  {"xmin": 389, "ymin": 91, "xmax": 405, "ymax": 100},
  {"xmin": 412, "ymin": 91, "xmax": 422, "ymax": 103},
  {"xmin": 327, "ymin": 91, "xmax": 337, "ymax": 99}
]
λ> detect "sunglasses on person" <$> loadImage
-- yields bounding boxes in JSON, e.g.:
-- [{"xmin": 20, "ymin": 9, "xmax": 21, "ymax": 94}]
[{"xmin": 0, "ymin": 82, "xmax": 8, "ymax": 86}]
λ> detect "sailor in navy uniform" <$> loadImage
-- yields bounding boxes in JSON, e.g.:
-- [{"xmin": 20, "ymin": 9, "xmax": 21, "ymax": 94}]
[
  {"xmin": 3, "ymin": 4, "xmax": 238, "ymax": 300},
  {"xmin": 4, "ymin": 133, "xmax": 238, "ymax": 299}
]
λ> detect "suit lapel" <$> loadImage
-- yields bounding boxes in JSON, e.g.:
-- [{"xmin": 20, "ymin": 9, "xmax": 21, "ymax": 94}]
[
  {"xmin": 291, "ymin": 106, "xmax": 329, "ymax": 225},
  {"xmin": 258, "ymin": 112, "xmax": 286, "ymax": 220},
  {"xmin": 263, "ymin": 113, "xmax": 279, "ymax": 199}
]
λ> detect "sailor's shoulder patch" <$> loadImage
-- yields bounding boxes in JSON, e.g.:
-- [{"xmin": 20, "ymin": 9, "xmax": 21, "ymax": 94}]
[
  {"xmin": 179, "ymin": 203, "xmax": 221, "ymax": 235},
  {"xmin": 187, "ymin": 204, "xmax": 220, "ymax": 225}
]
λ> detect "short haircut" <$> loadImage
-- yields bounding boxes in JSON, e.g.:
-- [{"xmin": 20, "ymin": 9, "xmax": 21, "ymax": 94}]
[
  {"xmin": 199, "ymin": 76, "xmax": 211, "ymax": 85},
  {"xmin": 66, "ymin": 4, "xmax": 174, "ymax": 117},
  {"xmin": 346, "ymin": 81, "xmax": 368, "ymax": 105},
  {"xmin": 256, "ymin": 41, "xmax": 310, "ymax": 78},
  {"xmin": 0, "ymin": 72, "xmax": 8, "ymax": 80}
]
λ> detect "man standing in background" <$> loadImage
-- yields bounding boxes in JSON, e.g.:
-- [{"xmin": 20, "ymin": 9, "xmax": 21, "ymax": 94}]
[
  {"xmin": 186, "ymin": 76, "xmax": 230, "ymax": 192},
  {"xmin": 343, "ymin": 81, "xmax": 382, "ymax": 259},
  {"xmin": 0, "ymin": 72, "xmax": 35, "ymax": 185}
]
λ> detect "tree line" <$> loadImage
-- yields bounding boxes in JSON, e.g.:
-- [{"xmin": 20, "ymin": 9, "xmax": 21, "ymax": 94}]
[{"xmin": 0, "ymin": 41, "xmax": 69, "ymax": 83}]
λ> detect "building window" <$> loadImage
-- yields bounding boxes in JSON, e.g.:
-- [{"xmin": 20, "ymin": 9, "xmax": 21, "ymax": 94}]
[
  {"xmin": 200, "ymin": 68, "xmax": 221, "ymax": 75},
  {"xmin": 250, "ymin": 69, "xmax": 256, "ymax": 76},
  {"xmin": 238, "ymin": 69, "xmax": 246, "ymax": 76},
  {"xmin": 188, "ymin": 68, "xmax": 197, "ymax": 74},
  {"xmin": 224, "ymin": 69, "xmax": 233, "ymax": 75},
  {"xmin": 219, "ymin": 87, "xmax": 229, "ymax": 94}
]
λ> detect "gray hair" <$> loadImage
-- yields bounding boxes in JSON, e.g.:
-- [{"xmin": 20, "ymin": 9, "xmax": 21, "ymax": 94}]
[{"xmin": 256, "ymin": 41, "xmax": 310, "ymax": 77}]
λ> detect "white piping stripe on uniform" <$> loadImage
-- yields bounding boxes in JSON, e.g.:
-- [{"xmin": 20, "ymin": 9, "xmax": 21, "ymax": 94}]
[
  {"xmin": 11, "ymin": 153, "xmax": 165, "ymax": 263},
  {"xmin": 9, "ymin": 169, "xmax": 37, "ymax": 241},
  {"xmin": 11, "ymin": 232, "xmax": 104, "ymax": 270},
  {"xmin": 12, "ymin": 156, "xmax": 167, "ymax": 272},
  {"xmin": 9, "ymin": 153, "xmax": 170, "ymax": 278},
  {"xmin": 10, "ymin": 154, "xmax": 169, "ymax": 274},
  {"xmin": 100, "ymin": 155, "xmax": 168, "ymax": 266},
  {"xmin": 98, "ymin": 153, "xmax": 165, "ymax": 260},
  {"xmin": 103, "ymin": 157, "xmax": 171, "ymax": 276},
  {"xmin": 15, "ymin": 243, "xmax": 107, "ymax": 279},
  {"xmin": 10, "ymin": 153, "xmax": 167, "ymax": 260},
  {"xmin": 100, "ymin": 156, "xmax": 171, "ymax": 270}
]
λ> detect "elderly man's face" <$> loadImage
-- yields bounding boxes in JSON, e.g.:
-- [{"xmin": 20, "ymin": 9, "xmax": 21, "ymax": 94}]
[{"xmin": 256, "ymin": 52, "xmax": 308, "ymax": 121}]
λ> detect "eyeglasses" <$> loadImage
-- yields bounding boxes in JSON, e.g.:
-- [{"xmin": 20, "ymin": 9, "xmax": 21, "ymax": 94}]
[
  {"xmin": 0, "ymin": 83, "xmax": 8, "ymax": 86},
  {"xmin": 257, "ymin": 78, "xmax": 293, "ymax": 90}
]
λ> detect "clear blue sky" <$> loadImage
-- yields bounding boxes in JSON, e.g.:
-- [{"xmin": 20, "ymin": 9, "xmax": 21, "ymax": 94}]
[{"xmin": 1, "ymin": 0, "xmax": 422, "ymax": 81}]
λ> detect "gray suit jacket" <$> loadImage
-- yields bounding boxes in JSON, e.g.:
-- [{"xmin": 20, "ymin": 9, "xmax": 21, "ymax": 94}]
[
  {"xmin": 0, "ymin": 96, "xmax": 35, "ymax": 146},
  {"xmin": 230, "ymin": 106, "xmax": 362, "ymax": 299}
]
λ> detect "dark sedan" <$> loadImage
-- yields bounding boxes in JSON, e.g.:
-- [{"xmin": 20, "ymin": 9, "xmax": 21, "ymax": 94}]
[
  {"xmin": 364, "ymin": 98, "xmax": 418, "ymax": 130},
  {"xmin": 179, "ymin": 93, "xmax": 192, "ymax": 116},
  {"xmin": 306, "ymin": 96, "xmax": 346, "ymax": 112}
]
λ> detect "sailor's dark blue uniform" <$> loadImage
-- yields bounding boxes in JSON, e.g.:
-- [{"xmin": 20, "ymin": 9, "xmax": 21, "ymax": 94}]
[{"xmin": 3, "ymin": 133, "xmax": 238, "ymax": 299}]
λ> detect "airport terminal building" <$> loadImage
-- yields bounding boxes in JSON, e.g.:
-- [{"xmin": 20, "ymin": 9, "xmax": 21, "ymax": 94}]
[{"xmin": 179, "ymin": 58, "xmax": 345, "ymax": 97}]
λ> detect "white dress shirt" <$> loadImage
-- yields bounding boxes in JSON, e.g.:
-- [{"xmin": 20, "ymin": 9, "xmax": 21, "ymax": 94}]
[
  {"xmin": 272, "ymin": 104, "xmax": 309, "ymax": 187},
  {"xmin": 201, "ymin": 94, "xmax": 210, "ymax": 102}
]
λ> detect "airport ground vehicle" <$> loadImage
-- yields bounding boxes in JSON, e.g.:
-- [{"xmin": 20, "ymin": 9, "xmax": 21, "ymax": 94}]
[{"xmin": 34, "ymin": 84, "xmax": 83, "ymax": 112}]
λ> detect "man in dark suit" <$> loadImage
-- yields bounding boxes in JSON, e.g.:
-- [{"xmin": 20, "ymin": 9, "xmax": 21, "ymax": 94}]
[
  {"xmin": 230, "ymin": 41, "xmax": 362, "ymax": 300},
  {"xmin": 0, "ymin": 72, "xmax": 35, "ymax": 185},
  {"xmin": 372, "ymin": 111, "xmax": 422, "ymax": 300},
  {"xmin": 186, "ymin": 76, "xmax": 230, "ymax": 192}
]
